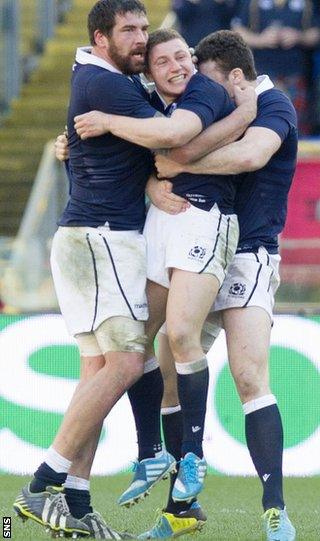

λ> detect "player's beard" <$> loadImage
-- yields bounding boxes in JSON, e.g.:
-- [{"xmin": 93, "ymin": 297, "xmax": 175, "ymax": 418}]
[{"xmin": 109, "ymin": 41, "xmax": 146, "ymax": 74}]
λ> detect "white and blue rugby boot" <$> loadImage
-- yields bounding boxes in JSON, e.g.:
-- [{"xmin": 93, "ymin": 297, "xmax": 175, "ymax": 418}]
[
  {"xmin": 172, "ymin": 453, "xmax": 207, "ymax": 503},
  {"xmin": 263, "ymin": 508, "xmax": 296, "ymax": 541},
  {"xmin": 118, "ymin": 450, "xmax": 176, "ymax": 507}
]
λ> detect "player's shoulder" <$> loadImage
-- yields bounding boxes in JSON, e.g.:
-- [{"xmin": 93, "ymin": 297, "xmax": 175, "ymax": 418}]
[
  {"xmin": 258, "ymin": 88, "xmax": 295, "ymax": 112},
  {"xmin": 257, "ymin": 88, "xmax": 297, "ymax": 123}
]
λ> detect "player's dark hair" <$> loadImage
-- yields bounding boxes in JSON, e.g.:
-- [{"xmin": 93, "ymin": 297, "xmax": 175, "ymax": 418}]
[
  {"xmin": 145, "ymin": 28, "xmax": 188, "ymax": 71},
  {"xmin": 88, "ymin": 0, "xmax": 147, "ymax": 45},
  {"xmin": 195, "ymin": 30, "xmax": 257, "ymax": 81}
]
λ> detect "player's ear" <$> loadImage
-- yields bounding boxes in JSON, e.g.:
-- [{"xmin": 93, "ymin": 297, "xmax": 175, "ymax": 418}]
[
  {"xmin": 94, "ymin": 29, "xmax": 109, "ymax": 49},
  {"xmin": 229, "ymin": 68, "xmax": 244, "ymax": 85}
]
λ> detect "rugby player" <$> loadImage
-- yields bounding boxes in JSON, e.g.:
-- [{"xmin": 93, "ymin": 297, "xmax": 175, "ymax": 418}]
[
  {"xmin": 13, "ymin": 1, "xmax": 166, "ymax": 538},
  {"xmin": 74, "ymin": 29, "xmax": 248, "ymax": 510},
  {"xmin": 151, "ymin": 31, "xmax": 297, "ymax": 541}
]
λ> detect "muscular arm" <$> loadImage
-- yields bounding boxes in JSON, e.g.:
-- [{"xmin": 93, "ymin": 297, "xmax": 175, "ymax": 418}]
[
  {"xmin": 156, "ymin": 127, "xmax": 282, "ymax": 177},
  {"xmin": 169, "ymin": 85, "xmax": 258, "ymax": 164},
  {"xmin": 74, "ymin": 108, "xmax": 203, "ymax": 149}
]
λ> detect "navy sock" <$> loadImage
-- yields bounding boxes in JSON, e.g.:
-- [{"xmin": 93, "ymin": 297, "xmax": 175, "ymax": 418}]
[
  {"xmin": 162, "ymin": 409, "xmax": 190, "ymax": 513},
  {"xmin": 245, "ymin": 404, "xmax": 284, "ymax": 510},
  {"xmin": 64, "ymin": 488, "xmax": 93, "ymax": 518},
  {"xmin": 127, "ymin": 366, "xmax": 163, "ymax": 460},
  {"xmin": 30, "ymin": 463, "xmax": 67, "ymax": 493},
  {"xmin": 177, "ymin": 362, "xmax": 209, "ymax": 458},
  {"xmin": 162, "ymin": 409, "xmax": 183, "ymax": 462}
]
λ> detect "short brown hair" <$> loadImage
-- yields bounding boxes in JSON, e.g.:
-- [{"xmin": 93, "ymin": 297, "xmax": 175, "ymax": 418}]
[
  {"xmin": 88, "ymin": 0, "xmax": 146, "ymax": 45},
  {"xmin": 195, "ymin": 30, "xmax": 257, "ymax": 81},
  {"xmin": 145, "ymin": 28, "xmax": 187, "ymax": 71}
]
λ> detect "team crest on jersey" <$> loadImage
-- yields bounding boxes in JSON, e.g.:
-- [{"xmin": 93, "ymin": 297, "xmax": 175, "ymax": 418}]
[
  {"xmin": 229, "ymin": 282, "xmax": 246, "ymax": 297},
  {"xmin": 188, "ymin": 246, "xmax": 206, "ymax": 260}
]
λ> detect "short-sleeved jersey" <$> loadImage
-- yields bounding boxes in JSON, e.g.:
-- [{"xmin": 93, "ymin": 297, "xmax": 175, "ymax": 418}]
[
  {"xmin": 235, "ymin": 83, "xmax": 298, "ymax": 254},
  {"xmin": 233, "ymin": 0, "xmax": 320, "ymax": 77},
  {"xmin": 171, "ymin": 73, "xmax": 237, "ymax": 213},
  {"xmin": 59, "ymin": 49, "xmax": 157, "ymax": 230}
]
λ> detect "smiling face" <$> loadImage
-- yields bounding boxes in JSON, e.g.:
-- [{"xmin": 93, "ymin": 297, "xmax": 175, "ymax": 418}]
[
  {"xmin": 94, "ymin": 11, "xmax": 149, "ymax": 74},
  {"xmin": 148, "ymin": 38, "xmax": 194, "ymax": 103}
]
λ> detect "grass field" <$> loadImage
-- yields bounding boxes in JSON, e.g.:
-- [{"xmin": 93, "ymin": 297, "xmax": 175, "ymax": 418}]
[{"xmin": 1, "ymin": 474, "xmax": 319, "ymax": 540}]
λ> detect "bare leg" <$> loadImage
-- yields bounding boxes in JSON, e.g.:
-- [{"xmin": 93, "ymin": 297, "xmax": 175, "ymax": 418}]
[
  {"xmin": 68, "ymin": 355, "xmax": 106, "ymax": 479},
  {"xmin": 223, "ymin": 307, "xmax": 285, "ymax": 511},
  {"xmin": 158, "ymin": 332, "xmax": 179, "ymax": 408},
  {"xmin": 145, "ymin": 280, "xmax": 168, "ymax": 360},
  {"xmin": 223, "ymin": 307, "xmax": 271, "ymax": 403},
  {"xmin": 166, "ymin": 269, "xmax": 220, "ymax": 362},
  {"xmin": 166, "ymin": 269, "xmax": 220, "ymax": 462},
  {"xmin": 52, "ymin": 351, "xmax": 144, "ymax": 459}
]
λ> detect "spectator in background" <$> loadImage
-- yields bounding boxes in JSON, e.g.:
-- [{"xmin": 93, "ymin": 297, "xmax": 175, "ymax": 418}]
[
  {"xmin": 232, "ymin": 0, "xmax": 320, "ymax": 135},
  {"xmin": 172, "ymin": 0, "xmax": 237, "ymax": 46}
]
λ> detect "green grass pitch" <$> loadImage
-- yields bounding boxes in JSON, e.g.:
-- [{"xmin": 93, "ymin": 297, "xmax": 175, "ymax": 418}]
[{"xmin": 1, "ymin": 474, "xmax": 319, "ymax": 540}]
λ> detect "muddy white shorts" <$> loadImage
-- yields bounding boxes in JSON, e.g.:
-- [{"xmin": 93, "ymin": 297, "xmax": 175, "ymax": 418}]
[
  {"xmin": 201, "ymin": 247, "xmax": 281, "ymax": 350},
  {"xmin": 51, "ymin": 226, "xmax": 148, "ymax": 336},
  {"xmin": 144, "ymin": 203, "xmax": 239, "ymax": 288}
]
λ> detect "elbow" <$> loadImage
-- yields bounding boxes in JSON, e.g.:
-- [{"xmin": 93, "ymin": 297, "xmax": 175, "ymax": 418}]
[
  {"xmin": 239, "ymin": 153, "xmax": 266, "ymax": 172},
  {"xmin": 161, "ymin": 129, "xmax": 187, "ymax": 148}
]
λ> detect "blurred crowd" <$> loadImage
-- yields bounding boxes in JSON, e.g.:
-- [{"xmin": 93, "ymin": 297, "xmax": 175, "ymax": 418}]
[{"xmin": 172, "ymin": 0, "xmax": 320, "ymax": 136}]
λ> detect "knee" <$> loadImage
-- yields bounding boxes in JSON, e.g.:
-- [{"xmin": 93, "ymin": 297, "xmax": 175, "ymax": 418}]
[
  {"xmin": 233, "ymin": 363, "xmax": 268, "ymax": 403},
  {"xmin": 168, "ymin": 323, "xmax": 195, "ymax": 356}
]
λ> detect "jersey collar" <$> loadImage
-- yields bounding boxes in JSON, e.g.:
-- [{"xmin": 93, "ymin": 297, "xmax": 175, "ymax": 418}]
[
  {"xmin": 75, "ymin": 46, "xmax": 122, "ymax": 74},
  {"xmin": 255, "ymin": 74, "xmax": 274, "ymax": 96}
]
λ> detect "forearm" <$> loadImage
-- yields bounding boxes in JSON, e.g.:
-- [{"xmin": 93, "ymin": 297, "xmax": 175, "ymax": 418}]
[
  {"xmin": 168, "ymin": 105, "xmax": 253, "ymax": 164},
  {"xmin": 183, "ymin": 141, "xmax": 259, "ymax": 175},
  {"xmin": 108, "ymin": 113, "xmax": 200, "ymax": 149}
]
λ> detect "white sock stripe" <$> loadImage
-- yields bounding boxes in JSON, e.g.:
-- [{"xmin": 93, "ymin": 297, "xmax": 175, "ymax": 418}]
[
  {"xmin": 45, "ymin": 447, "xmax": 72, "ymax": 474},
  {"xmin": 144, "ymin": 356, "xmax": 159, "ymax": 374},
  {"xmin": 161, "ymin": 405, "xmax": 181, "ymax": 415},
  {"xmin": 64, "ymin": 475, "xmax": 90, "ymax": 491},
  {"xmin": 243, "ymin": 394, "xmax": 277, "ymax": 415},
  {"xmin": 175, "ymin": 357, "xmax": 208, "ymax": 375}
]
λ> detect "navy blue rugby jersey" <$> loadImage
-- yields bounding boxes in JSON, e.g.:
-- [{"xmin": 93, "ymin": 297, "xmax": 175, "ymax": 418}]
[
  {"xmin": 59, "ymin": 51, "xmax": 157, "ymax": 230},
  {"xmin": 170, "ymin": 73, "xmax": 237, "ymax": 213},
  {"xmin": 235, "ymin": 86, "xmax": 298, "ymax": 254}
]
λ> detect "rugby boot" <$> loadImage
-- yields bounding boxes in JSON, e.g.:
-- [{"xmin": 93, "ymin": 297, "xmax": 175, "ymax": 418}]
[
  {"xmin": 172, "ymin": 453, "xmax": 207, "ymax": 503},
  {"xmin": 138, "ymin": 502, "xmax": 206, "ymax": 539},
  {"xmin": 13, "ymin": 484, "xmax": 90, "ymax": 537},
  {"xmin": 80, "ymin": 510, "xmax": 136, "ymax": 539},
  {"xmin": 118, "ymin": 450, "xmax": 176, "ymax": 507},
  {"xmin": 263, "ymin": 508, "xmax": 296, "ymax": 541}
]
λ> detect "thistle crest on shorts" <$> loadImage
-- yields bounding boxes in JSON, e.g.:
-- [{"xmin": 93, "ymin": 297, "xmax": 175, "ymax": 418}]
[
  {"xmin": 228, "ymin": 282, "xmax": 246, "ymax": 296},
  {"xmin": 188, "ymin": 246, "xmax": 206, "ymax": 260}
]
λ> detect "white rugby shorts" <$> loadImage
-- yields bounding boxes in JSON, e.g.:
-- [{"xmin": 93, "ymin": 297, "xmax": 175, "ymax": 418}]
[
  {"xmin": 201, "ymin": 247, "xmax": 281, "ymax": 349},
  {"xmin": 159, "ymin": 247, "xmax": 281, "ymax": 352},
  {"xmin": 51, "ymin": 226, "xmax": 148, "ymax": 336},
  {"xmin": 144, "ymin": 203, "xmax": 239, "ymax": 288}
]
